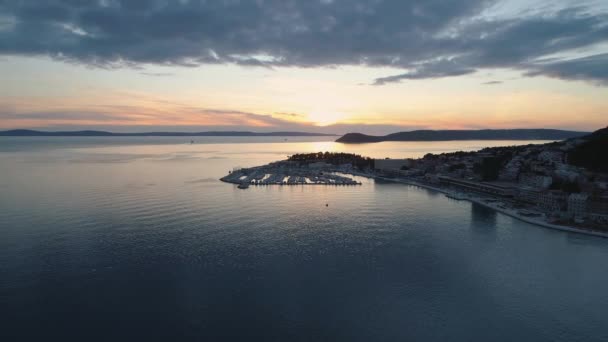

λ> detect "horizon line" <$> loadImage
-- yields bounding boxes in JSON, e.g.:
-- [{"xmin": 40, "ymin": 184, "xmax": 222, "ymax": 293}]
[{"xmin": 0, "ymin": 127, "xmax": 592, "ymax": 137}]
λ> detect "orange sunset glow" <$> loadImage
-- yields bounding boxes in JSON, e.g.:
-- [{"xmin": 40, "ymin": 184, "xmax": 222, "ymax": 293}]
[{"xmin": 0, "ymin": 0, "xmax": 606, "ymax": 134}]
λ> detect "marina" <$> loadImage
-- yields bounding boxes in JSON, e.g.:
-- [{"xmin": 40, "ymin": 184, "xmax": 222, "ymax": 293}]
[{"xmin": 221, "ymin": 160, "xmax": 362, "ymax": 187}]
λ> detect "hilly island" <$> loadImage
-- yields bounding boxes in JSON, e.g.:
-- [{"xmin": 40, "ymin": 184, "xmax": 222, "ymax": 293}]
[
  {"xmin": 1, "ymin": 128, "xmax": 588, "ymax": 141},
  {"xmin": 335, "ymin": 129, "xmax": 588, "ymax": 143}
]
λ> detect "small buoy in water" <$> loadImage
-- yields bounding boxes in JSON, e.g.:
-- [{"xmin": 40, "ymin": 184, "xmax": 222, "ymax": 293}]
[{"xmin": 326, "ymin": 203, "xmax": 328, "ymax": 207}]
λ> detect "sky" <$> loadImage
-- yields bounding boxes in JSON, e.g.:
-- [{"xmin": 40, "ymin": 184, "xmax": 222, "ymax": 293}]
[{"xmin": 0, "ymin": 0, "xmax": 607, "ymax": 134}]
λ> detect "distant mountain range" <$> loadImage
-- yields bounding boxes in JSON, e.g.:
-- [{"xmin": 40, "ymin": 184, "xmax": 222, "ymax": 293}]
[
  {"xmin": 0, "ymin": 129, "xmax": 338, "ymax": 137},
  {"xmin": 336, "ymin": 129, "xmax": 588, "ymax": 143},
  {"xmin": 0, "ymin": 129, "xmax": 591, "ymax": 142}
]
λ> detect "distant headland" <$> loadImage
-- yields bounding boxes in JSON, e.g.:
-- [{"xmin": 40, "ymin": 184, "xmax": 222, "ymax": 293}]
[
  {"xmin": 0, "ymin": 129, "xmax": 338, "ymax": 137},
  {"xmin": 336, "ymin": 129, "xmax": 588, "ymax": 143}
]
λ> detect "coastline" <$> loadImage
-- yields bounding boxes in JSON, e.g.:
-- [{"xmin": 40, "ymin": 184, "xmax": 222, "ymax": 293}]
[
  {"xmin": 362, "ymin": 174, "xmax": 608, "ymax": 239},
  {"xmin": 219, "ymin": 163, "xmax": 608, "ymax": 239}
]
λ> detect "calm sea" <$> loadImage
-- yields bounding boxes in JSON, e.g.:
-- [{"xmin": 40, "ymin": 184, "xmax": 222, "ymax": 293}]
[{"xmin": 1, "ymin": 137, "xmax": 607, "ymax": 341}]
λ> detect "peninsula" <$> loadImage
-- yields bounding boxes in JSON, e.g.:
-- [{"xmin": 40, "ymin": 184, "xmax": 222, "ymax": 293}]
[
  {"xmin": 336, "ymin": 129, "xmax": 587, "ymax": 143},
  {"xmin": 221, "ymin": 153, "xmax": 371, "ymax": 187}
]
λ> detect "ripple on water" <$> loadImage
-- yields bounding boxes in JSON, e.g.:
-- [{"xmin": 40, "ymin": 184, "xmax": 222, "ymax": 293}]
[{"xmin": 2, "ymin": 138, "xmax": 608, "ymax": 341}]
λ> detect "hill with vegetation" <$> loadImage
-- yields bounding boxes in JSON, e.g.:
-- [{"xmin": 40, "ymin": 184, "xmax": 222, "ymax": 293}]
[
  {"xmin": 288, "ymin": 152, "xmax": 374, "ymax": 170},
  {"xmin": 567, "ymin": 126, "xmax": 608, "ymax": 173},
  {"xmin": 336, "ymin": 129, "xmax": 587, "ymax": 143}
]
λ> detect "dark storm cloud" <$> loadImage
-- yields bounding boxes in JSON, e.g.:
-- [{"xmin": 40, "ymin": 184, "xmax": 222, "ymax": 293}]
[{"xmin": 0, "ymin": 0, "xmax": 607, "ymax": 85}]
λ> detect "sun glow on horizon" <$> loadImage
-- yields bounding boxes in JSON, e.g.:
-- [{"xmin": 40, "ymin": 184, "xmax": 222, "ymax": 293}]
[
  {"xmin": 0, "ymin": 57, "xmax": 607, "ymax": 133},
  {"xmin": 307, "ymin": 110, "xmax": 347, "ymax": 127}
]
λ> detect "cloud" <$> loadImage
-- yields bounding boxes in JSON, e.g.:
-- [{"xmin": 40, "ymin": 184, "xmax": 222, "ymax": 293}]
[
  {"xmin": 373, "ymin": 59, "xmax": 477, "ymax": 85},
  {"xmin": 524, "ymin": 53, "xmax": 608, "ymax": 86},
  {"xmin": 0, "ymin": 0, "xmax": 606, "ymax": 85},
  {"xmin": 139, "ymin": 72, "xmax": 173, "ymax": 77},
  {"xmin": 0, "ymin": 102, "xmax": 434, "ymax": 134},
  {"xmin": 482, "ymin": 80, "xmax": 503, "ymax": 85},
  {"xmin": 0, "ymin": 110, "xmax": 137, "ymax": 121},
  {"xmin": 274, "ymin": 112, "xmax": 306, "ymax": 119}
]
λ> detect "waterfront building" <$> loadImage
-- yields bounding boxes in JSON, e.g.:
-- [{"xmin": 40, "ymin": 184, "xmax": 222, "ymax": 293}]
[
  {"xmin": 514, "ymin": 186, "xmax": 544, "ymax": 205},
  {"xmin": 438, "ymin": 176, "xmax": 515, "ymax": 197},
  {"xmin": 374, "ymin": 158, "xmax": 414, "ymax": 171},
  {"xmin": 568, "ymin": 193, "xmax": 589, "ymax": 219},
  {"xmin": 424, "ymin": 173, "xmax": 440, "ymax": 185},
  {"xmin": 519, "ymin": 173, "xmax": 553, "ymax": 189},
  {"xmin": 540, "ymin": 190, "xmax": 568, "ymax": 213},
  {"xmin": 589, "ymin": 196, "xmax": 608, "ymax": 223},
  {"xmin": 374, "ymin": 158, "xmax": 415, "ymax": 177}
]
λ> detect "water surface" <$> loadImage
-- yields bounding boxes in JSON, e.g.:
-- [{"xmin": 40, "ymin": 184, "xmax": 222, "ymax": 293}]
[{"xmin": 1, "ymin": 137, "xmax": 607, "ymax": 341}]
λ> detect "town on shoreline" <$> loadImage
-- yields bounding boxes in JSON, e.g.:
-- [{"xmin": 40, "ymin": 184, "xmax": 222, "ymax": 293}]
[{"xmin": 221, "ymin": 127, "xmax": 608, "ymax": 235}]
